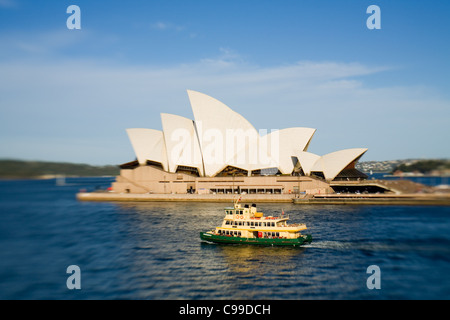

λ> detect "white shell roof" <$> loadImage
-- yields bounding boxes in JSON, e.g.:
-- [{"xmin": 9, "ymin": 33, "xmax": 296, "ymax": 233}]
[
  {"xmin": 124, "ymin": 90, "xmax": 368, "ymax": 180},
  {"xmin": 160, "ymin": 113, "xmax": 204, "ymax": 176},
  {"xmin": 310, "ymin": 148, "xmax": 368, "ymax": 180},
  {"xmin": 296, "ymin": 151, "xmax": 322, "ymax": 176},
  {"xmin": 126, "ymin": 128, "xmax": 169, "ymax": 171},
  {"xmin": 187, "ymin": 90, "xmax": 274, "ymax": 176},
  {"xmin": 262, "ymin": 128, "xmax": 316, "ymax": 174}
]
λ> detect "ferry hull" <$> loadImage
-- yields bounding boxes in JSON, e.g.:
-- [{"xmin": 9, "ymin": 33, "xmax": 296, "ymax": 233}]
[{"xmin": 200, "ymin": 232, "xmax": 312, "ymax": 247}]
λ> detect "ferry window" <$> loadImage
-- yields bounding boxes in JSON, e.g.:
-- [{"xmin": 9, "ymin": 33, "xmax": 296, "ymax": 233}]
[
  {"xmin": 276, "ymin": 232, "xmax": 279, "ymax": 237},
  {"xmin": 226, "ymin": 221, "xmax": 230, "ymax": 225}
]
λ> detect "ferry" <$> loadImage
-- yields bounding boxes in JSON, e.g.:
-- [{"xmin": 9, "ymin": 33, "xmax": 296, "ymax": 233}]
[{"xmin": 200, "ymin": 201, "xmax": 312, "ymax": 246}]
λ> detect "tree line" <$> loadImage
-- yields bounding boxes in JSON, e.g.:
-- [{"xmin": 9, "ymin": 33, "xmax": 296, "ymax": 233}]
[
  {"xmin": 392, "ymin": 159, "xmax": 450, "ymax": 174},
  {"xmin": 0, "ymin": 159, "xmax": 120, "ymax": 178}
]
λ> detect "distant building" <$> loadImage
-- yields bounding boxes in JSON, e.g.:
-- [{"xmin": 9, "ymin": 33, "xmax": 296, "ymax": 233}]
[{"xmin": 112, "ymin": 90, "xmax": 368, "ymax": 194}]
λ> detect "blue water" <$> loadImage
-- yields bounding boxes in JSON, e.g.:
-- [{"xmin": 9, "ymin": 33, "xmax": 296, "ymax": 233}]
[{"xmin": 0, "ymin": 177, "xmax": 449, "ymax": 300}]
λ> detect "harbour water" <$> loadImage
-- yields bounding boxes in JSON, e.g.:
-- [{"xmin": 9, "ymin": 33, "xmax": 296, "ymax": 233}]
[{"xmin": 0, "ymin": 177, "xmax": 449, "ymax": 299}]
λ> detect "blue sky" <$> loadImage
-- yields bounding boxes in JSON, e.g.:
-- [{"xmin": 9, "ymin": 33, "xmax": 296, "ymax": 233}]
[{"xmin": 0, "ymin": 0, "xmax": 449, "ymax": 165}]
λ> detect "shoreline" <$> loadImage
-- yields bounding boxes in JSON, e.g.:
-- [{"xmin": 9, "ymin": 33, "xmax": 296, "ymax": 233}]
[
  {"xmin": 77, "ymin": 192, "xmax": 295, "ymax": 203},
  {"xmin": 76, "ymin": 192, "xmax": 450, "ymax": 206}
]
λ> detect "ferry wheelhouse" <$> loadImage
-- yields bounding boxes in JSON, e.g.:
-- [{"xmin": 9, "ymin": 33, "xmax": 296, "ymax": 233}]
[{"xmin": 200, "ymin": 202, "xmax": 312, "ymax": 246}]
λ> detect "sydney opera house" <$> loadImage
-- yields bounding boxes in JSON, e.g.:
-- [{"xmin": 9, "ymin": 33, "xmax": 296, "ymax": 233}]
[{"xmin": 112, "ymin": 90, "xmax": 368, "ymax": 195}]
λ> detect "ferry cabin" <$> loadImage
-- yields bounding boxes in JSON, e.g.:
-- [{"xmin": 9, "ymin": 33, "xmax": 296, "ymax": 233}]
[{"xmin": 214, "ymin": 203, "xmax": 306, "ymax": 240}]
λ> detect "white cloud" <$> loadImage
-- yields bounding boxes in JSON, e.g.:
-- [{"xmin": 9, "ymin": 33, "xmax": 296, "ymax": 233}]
[
  {"xmin": 151, "ymin": 21, "xmax": 185, "ymax": 32},
  {"xmin": 0, "ymin": 0, "xmax": 17, "ymax": 8},
  {"xmin": 0, "ymin": 29, "xmax": 89, "ymax": 57}
]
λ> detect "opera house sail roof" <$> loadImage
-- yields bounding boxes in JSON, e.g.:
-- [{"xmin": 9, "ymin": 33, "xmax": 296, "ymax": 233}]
[{"xmin": 124, "ymin": 90, "xmax": 368, "ymax": 182}]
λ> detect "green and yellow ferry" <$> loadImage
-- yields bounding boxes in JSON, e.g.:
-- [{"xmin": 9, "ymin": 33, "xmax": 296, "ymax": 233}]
[{"xmin": 200, "ymin": 202, "xmax": 312, "ymax": 247}]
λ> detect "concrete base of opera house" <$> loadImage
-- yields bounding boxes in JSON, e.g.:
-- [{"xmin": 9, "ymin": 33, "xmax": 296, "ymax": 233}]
[
  {"xmin": 293, "ymin": 193, "xmax": 450, "ymax": 206},
  {"xmin": 76, "ymin": 191, "xmax": 450, "ymax": 206},
  {"xmin": 76, "ymin": 165, "xmax": 449, "ymax": 205},
  {"xmin": 76, "ymin": 192, "xmax": 296, "ymax": 202},
  {"xmin": 109, "ymin": 165, "xmax": 334, "ymax": 195}
]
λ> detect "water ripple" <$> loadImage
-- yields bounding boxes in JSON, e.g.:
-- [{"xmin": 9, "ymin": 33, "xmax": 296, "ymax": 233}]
[{"xmin": 1, "ymin": 179, "xmax": 450, "ymax": 299}]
